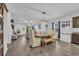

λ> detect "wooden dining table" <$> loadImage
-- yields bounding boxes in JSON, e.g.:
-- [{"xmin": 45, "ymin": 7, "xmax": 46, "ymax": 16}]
[
  {"xmin": 35, "ymin": 32, "xmax": 53, "ymax": 45},
  {"xmin": 35, "ymin": 33, "xmax": 52, "ymax": 38}
]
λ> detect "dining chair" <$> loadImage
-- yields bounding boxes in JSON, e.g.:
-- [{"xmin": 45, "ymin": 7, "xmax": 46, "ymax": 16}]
[{"xmin": 29, "ymin": 28, "xmax": 41, "ymax": 48}]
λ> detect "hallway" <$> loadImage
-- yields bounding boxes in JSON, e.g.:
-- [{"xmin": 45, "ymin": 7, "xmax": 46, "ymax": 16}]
[{"xmin": 6, "ymin": 35, "xmax": 79, "ymax": 56}]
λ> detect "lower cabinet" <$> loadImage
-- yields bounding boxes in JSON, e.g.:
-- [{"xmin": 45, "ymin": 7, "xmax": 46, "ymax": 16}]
[{"xmin": 72, "ymin": 33, "xmax": 79, "ymax": 44}]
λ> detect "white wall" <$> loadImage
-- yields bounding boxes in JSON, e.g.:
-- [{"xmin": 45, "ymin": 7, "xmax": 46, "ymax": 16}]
[
  {"xmin": 3, "ymin": 11, "xmax": 12, "ymax": 55},
  {"xmin": 6, "ymin": 12, "xmax": 12, "ymax": 44},
  {"xmin": 57, "ymin": 11, "xmax": 79, "ymax": 43},
  {"xmin": 3, "ymin": 10, "xmax": 8, "ymax": 56},
  {"xmin": 60, "ymin": 18, "xmax": 72, "ymax": 43}
]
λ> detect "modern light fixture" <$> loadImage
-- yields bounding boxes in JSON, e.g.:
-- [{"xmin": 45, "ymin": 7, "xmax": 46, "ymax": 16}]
[
  {"xmin": 42, "ymin": 12, "xmax": 46, "ymax": 14},
  {"xmin": 42, "ymin": 11, "xmax": 46, "ymax": 20}
]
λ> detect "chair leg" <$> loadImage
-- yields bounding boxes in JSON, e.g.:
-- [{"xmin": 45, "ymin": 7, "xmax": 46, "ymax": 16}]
[{"xmin": 44, "ymin": 42, "xmax": 46, "ymax": 48}]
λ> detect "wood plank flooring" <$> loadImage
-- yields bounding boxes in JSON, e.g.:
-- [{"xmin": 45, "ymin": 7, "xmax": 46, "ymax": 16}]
[{"xmin": 6, "ymin": 35, "xmax": 79, "ymax": 56}]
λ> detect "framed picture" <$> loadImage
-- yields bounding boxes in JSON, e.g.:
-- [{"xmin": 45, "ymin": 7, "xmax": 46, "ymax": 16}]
[
  {"xmin": 61, "ymin": 21, "xmax": 66, "ymax": 27},
  {"xmin": 66, "ymin": 21, "xmax": 70, "ymax": 26}
]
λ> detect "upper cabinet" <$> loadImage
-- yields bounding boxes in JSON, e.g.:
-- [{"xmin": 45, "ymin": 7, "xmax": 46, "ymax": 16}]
[{"xmin": 73, "ymin": 16, "xmax": 79, "ymax": 28}]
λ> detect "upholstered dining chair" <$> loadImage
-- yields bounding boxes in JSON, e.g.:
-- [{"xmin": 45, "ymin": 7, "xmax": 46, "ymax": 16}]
[{"xmin": 29, "ymin": 27, "xmax": 41, "ymax": 48}]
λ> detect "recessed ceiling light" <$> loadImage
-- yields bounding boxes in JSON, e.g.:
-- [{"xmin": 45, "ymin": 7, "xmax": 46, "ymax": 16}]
[{"xmin": 24, "ymin": 20, "xmax": 28, "ymax": 23}]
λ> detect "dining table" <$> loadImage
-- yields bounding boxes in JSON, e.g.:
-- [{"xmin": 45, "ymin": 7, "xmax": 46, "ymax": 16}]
[
  {"xmin": 35, "ymin": 31, "xmax": 53, "ymax": 45},
  {"xmin": 35, "ymin": 32, "xmax": 52, "ymax": 38}
]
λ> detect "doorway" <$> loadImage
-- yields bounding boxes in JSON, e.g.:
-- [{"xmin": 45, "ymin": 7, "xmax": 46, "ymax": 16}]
[
  {"xmin": 58, "ymin": 21, "xmax": 60, "ymax": 39},
  {"xmin": 52, "ymin": 21, "xmax": 60, "ymax": 40}
]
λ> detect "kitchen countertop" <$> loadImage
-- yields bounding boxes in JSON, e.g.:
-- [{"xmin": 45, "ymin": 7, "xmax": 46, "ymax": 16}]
[{"xmin": 72, "ymin": 32, "xmax": 79, "ymax": 34}]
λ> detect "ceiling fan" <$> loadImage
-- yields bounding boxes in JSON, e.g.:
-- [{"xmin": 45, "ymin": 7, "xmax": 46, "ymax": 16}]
[
  {"xmin": 27, "ymin": 6, "xmax": 52, "ymax": 16},
  {"xmin": 27, "ymin": 6, "xmax": 53, "ymax": 21}
]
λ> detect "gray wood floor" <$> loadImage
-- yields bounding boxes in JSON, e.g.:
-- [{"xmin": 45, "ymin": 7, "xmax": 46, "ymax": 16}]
[{"xmin": 6, "ymin": 35, "xmax": 79, "ymax": 56}]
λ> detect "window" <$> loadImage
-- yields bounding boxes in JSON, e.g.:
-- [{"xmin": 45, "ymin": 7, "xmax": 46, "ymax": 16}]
[{"xmin": 38, "ymin": 24, "xmax": 41, "ymax": 29}]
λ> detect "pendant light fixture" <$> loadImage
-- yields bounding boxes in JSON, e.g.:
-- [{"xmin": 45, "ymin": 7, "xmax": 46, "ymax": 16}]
[{"xmin": 42, "ymin": 11, "xmax": 46, "ymax": 20}]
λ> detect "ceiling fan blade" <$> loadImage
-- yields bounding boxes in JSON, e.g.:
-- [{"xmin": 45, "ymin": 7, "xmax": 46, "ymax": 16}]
[{"xmin": 28, "ymin": 7, "xmax": 43, "ymax": 13}]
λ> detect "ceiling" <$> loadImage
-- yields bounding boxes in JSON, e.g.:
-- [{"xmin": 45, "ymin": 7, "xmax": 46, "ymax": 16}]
[{"xmin": 6, "ymin": 3, "xmax": 79, "ymax": 23}]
